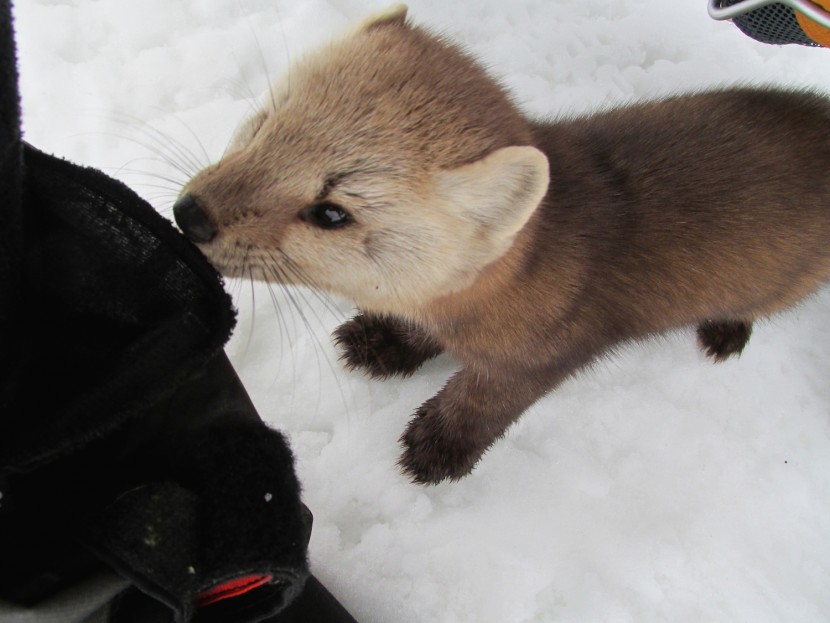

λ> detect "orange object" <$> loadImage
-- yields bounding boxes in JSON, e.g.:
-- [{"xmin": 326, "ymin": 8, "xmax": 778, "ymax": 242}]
[{"xmin": 796, "ymin": 0, "xmax": 830, "ymax": 46}]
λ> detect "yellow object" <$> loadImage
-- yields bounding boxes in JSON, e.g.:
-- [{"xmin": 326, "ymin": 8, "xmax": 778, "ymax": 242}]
[{"xmin": 796, "ymin": 0, "xmax": 830, "ymax": 47}]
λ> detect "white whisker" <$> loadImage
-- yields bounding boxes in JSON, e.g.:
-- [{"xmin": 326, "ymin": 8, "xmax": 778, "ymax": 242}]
[{"xmin": 109, "ymin": 111, "xmax": 206, "ymax": 176}]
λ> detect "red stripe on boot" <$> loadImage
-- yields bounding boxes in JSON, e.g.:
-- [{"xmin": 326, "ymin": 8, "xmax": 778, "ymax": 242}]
[{"xmin": 196, "ymin": 574, "xmax": 273, "ymax": 608}]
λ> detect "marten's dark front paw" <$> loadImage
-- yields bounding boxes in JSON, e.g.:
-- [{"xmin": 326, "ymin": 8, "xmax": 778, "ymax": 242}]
[
  {"xmin": 333, "ymin": 313, "xmax": 443, "ymax": 379},
  {"xmin": 398, "ymin": 398, "xmax": 484, "ymax": 484},
  {"xmin": 697, "ymin": 319, "xmax": 753, "ymax": 362}
]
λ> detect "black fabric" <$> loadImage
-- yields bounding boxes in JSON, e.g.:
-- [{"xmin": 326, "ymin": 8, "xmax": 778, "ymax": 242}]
[
  {"xmin": 0, "ymin": 0, "xmax": 23, "ymax": 440},
  {"xmin": 3, "ymin": 144, "xmax": 236, "ymax": 472},
  {"xmin": 0, "ymin": 149, "xmax": 310, "ymax": 620},
  {"xmin": 0, "ymin": 0, "xmax": 328, "ymax": 620},
  {"xmin": 76, "ymin": 354, "xmax": 312, "ymax": 622}
]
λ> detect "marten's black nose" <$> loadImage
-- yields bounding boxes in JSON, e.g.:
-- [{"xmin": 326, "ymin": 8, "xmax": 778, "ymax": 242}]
[{"xmin": 173, "ymin": 194, "xmax": 216, "ymax": 243}]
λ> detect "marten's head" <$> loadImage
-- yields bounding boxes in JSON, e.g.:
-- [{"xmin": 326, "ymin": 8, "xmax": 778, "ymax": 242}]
[{"xmin": 175, "ymin": 4, "xmax": 548, "ymax": 314}]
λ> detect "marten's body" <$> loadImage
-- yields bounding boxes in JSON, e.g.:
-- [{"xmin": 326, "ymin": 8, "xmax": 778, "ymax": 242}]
[{"xmin": 175, "ymin": 5, "xmax": 830, "ymax": 483}]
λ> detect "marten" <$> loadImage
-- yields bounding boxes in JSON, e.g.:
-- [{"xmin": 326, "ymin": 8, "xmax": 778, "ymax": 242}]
[{"xmin": 174, "ymin": 5, "xmax": 830, "ymax": 483}]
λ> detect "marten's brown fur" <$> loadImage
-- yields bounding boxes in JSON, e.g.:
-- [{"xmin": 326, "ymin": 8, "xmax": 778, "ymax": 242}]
[{"xmin": 175, "ymin": 5, "xmax": 830, "ymax": 483}]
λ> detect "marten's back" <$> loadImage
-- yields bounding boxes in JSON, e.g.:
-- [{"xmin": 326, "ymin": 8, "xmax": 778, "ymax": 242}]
[{"xmin": 527, "ymin": 88, "xmax": 830, "ymax": 332}]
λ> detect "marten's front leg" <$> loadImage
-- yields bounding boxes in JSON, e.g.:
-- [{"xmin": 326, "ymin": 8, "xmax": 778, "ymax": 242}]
[
  {"xmin": 333, "ymin": 312, "xmax": 443, "ymax": 378},
  {"xmin": 399, "ymin": 354, "xmax": 591, "ymax": 484}
]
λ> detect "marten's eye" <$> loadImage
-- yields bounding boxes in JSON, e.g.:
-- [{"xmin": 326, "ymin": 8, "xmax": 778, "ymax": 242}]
[{"xmin": 300, "ymin": 202, "xmax": 354, "ymax": 229}]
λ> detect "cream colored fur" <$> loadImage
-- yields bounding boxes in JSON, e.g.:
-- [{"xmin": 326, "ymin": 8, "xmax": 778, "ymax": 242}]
[{"xmin": 181, "ymin": 4, "xmax": 546, "ymax": 317}]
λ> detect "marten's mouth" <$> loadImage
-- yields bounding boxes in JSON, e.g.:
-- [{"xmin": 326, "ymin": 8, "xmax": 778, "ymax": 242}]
[{"xmin": 196, "ymin": 240, "xmax": 309, "ymax": 289}]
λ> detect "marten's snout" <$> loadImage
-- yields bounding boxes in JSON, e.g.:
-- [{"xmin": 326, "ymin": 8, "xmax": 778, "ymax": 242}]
[{"xmin": 174, "ymin": 194, "xmax": 216, "ymax": 243}]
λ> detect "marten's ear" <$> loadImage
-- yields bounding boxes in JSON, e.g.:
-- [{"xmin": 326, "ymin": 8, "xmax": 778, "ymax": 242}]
[
  {"xmin": 436, "ymin": 146, "xmax": 549, "ymax": 248},
  {"xmin": 359, "ymin": 4, "xmax": 409, "ymax": 31}
]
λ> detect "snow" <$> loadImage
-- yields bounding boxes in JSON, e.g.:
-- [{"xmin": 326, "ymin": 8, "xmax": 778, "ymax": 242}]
[{"xmin": 13, "ymin": 1, "xmax": 830, "ymax": 621}]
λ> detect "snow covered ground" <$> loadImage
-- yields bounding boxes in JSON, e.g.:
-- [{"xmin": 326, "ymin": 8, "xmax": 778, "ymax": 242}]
[{"xmin": 13, "ymin": 1, "xmax": 830, "ymax": 621}]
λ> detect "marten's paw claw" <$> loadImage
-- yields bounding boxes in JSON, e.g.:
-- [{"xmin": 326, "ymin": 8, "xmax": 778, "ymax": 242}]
[
  {"xmin": 697, "ymin": 319, "xmax": 753, "ymax": 362},
  {"xmin": 398, "ymin": 398, "xmax": 483, "ymax": 485}
]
